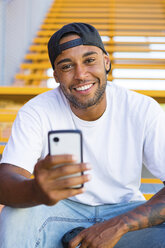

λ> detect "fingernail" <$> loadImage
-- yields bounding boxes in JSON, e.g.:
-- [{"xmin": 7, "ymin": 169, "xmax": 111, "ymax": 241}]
[
  {"xmin": 72, "ymin": 155, "xmax": 77, "ymax": 161},
  {"xmin": 86, "ymin": 163, "xmax": 92, "ymax": 169},
  {"xmin": 86, "ymin": 174, "xmax": 92, "ymax": 180}
]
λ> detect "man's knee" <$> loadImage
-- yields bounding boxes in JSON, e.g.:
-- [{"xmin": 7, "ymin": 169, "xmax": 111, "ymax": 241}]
[{"xmin": 115, "ymin": 224, "xmax": 165, "ymax": 248}]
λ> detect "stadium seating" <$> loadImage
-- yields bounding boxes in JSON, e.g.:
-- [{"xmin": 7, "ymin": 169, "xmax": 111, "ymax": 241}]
[{"xmin": 0, "ymin": 0, "xmax": 165, "ymax": 202}]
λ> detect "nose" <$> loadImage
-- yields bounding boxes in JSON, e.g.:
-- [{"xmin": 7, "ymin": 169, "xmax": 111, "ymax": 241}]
[{"xmin": 74, "ymin": 64, "xmax": 87, "ymax": 81}]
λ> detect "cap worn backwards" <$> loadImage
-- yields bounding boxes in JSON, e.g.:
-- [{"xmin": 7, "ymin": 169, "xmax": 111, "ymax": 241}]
[{"xmin": 47, "ymin": 22, "xmax": 108, "ymax": 69}]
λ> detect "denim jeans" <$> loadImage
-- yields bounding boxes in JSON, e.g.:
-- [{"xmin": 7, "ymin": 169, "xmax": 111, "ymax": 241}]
[{"xmin": 0, "ymin": 199, "xmax": 165, "ymax": 248}]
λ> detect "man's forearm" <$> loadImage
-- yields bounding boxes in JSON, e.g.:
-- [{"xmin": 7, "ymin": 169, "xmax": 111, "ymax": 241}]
[
  {"xmin": 0, "ymin": 164, "xmax": 40, "ymax": 208},
  {"xmin": 122, "ymin": 186, "xmax": 165, "ymax": 232},
  {"xmin": 0, "ymin": 157, "xmax": 90, "ymax": 208}
]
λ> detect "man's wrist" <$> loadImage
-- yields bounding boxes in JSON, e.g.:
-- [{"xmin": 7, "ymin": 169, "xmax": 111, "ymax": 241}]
[
  {"xmin": 30, "ymin": 178, "xmax": 44, "ymax": 206},
  {"xmin": 106, "ymin": 215, "xmax": 129, "ymax": 236},
  {"xmin": 118, "ymin": 215, "xmax": 130, "ymax": 234},
  {"xmin": 121, "ymin": 213, "xmax": 136, "ymax": 232}
]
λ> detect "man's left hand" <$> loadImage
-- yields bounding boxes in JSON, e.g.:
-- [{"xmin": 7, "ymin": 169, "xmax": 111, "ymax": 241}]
[{"xmin": 69, "ymin": 216, "xmax": 127, "ymax": 248}]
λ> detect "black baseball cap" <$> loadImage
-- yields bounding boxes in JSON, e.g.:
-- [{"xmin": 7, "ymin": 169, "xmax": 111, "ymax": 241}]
[{"xmin": 48, "ymin": 22, "xmax": 108, "ymax": 70}]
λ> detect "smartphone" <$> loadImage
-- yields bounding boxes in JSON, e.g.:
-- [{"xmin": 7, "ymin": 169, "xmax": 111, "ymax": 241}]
[{"xmin": 48, "ymin": 130, "xmax": 83, "ymax": 188}]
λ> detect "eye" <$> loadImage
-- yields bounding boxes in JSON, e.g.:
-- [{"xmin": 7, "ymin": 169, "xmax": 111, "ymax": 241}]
[
  {"xmin": 61, "ymin": 64, "xmax": 73, "ymax": 71},
  {"xmin": 85, "ymin": 58, "xmax": 95, "ymax": 64}
]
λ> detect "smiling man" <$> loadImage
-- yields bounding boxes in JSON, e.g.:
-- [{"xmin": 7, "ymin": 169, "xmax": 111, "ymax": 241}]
[
  {"xmin": 0, "ymin": 23, "xmax": 165, "ymax": 248},
  {"xmin": 54, "ymin": 36, "xmax": 108, "ymax": 116},
  {"xmin": 48, "ymin": 25, "xmax": 111, "ymax": 121}
]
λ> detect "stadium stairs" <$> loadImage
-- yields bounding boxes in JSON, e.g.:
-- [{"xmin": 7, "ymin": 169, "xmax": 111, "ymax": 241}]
[{"xmin": 1, "ymin": 0, "xmax": 165, "ymax": 212}]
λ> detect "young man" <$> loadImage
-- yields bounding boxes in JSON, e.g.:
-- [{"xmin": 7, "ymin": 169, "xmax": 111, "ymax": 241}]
[{"xmin": 0, "ymin": 23, "xmax": 165, "ymax": 248}]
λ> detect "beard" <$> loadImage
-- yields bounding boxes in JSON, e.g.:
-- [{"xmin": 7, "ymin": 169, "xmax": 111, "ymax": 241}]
[{"xmin": 60, "ymin": 79, "xmax": 107, "ymax": 110}]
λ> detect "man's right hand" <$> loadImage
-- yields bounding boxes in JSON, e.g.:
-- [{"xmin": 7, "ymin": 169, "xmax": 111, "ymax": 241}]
[{"xmin": 33, "ymin": 154, "xmax": 91, "ymax": 206}]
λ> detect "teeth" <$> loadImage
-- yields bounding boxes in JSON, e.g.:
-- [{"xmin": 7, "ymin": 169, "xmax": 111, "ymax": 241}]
[{"xmin": 75, "ymin": 84, "xmax": 93, "ymax": 91}]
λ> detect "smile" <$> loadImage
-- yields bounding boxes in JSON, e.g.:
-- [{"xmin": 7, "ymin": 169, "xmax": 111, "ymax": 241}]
[{"xmin": 74, "ymin": 83, "xmax": 93, "ymax": 92}]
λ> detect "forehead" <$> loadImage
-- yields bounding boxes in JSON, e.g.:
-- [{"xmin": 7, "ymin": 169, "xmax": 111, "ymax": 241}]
[{"xmin": 56, "ymin": 45, "xmax": 102, "ymax": 65}]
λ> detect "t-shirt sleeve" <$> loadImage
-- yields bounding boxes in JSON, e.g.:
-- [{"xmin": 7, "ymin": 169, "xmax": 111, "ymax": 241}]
[
  {"xmin": 143, "ymin": 104, "xmax": 165, "ymax": 182},
  {"xmin": 0, "ymin": 107, "xmax": 43, "ymax": 173}
]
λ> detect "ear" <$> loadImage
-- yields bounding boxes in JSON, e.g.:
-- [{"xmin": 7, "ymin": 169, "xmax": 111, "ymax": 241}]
[{"xmin": 104, "ymin": 54, "xmax": 111, "ymax": 73}]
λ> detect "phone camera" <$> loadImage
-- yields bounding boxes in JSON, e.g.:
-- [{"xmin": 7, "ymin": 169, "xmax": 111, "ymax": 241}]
[{"xmin": 53, "ymin": 137, "xmax": 59, "ymax": 142}]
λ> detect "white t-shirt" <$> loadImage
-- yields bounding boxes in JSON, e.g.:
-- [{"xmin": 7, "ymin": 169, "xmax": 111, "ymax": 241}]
[{"xmin": 1, "ymin": 82, "xmax": 165, "ymax": 205}]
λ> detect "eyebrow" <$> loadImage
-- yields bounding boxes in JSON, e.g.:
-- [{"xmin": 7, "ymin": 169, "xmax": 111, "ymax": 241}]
[
  {"xmin": 56, "ymin": 51, "xmax": 98, "ymax": 66},
  {"xmin": 83, "ymin": 51, "xmax": 98, "ymax": 57},
  {"xmin": 57, "ymin": 58, "xmax": 71, "ymax": 65}
]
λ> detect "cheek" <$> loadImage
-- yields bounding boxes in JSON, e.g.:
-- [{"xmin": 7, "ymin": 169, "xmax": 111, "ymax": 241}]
[
  {"xmin": 59, "ymin": 78, "xmax": 72, "ymax": 92},
  {"xmin": 58, "ymin": 71, "xmax": 74, "ymax": 83},
  {"xmin": 90, "ymin": 63, "xmax": 106, "ymax": 77},
  {"xmin": 60, "ymin": 83, "xmax": 69, "ymax": 94}
]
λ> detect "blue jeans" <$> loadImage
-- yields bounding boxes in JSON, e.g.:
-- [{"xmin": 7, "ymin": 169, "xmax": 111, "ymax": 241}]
[{"xmin": 0, "ymin": 199, "xmax": 165, "ymax": 248}]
